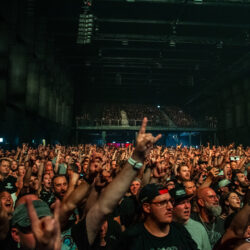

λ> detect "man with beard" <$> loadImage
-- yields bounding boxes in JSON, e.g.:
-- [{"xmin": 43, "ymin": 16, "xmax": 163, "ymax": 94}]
[
  {"xmin": 119, "ymin": 183, "xmax": 198, "ymax": 250},
  {"xmin": 175, "ymin": 164, "xmax": 191, "ymax": 189},
  {"xmin": 233, "ymin": 170, "xmax": 249, "ymax": 205},
  {"xmin": 52, "ymin": 175, "xmax": 68, "ymax": 201},
  {"xmin": 192, "ymin": 187, "xmax": 225, "ymax": 248},
  {"xmin": 172, "ymin": 187, "xmax": 211, "ymax": 250}
]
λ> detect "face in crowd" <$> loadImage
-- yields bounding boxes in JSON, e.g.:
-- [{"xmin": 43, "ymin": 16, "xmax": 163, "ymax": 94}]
[
  {"xmin": 225, "ymin": 192, "xmax": 241, "ymax": 211},
  {"xmin": 173, "ymin": 198, "xmax": 191, "ymax": 224},
  {"xmin": 177, "ymin": 165, "xmax": 190, "ymax": 182},
  {"xmin": 17, "ymin": 165, "xmax": 26, "ymax": 177},
  {"xmin": 0, "ymin": 191, "xmax": 14, "ymax": 217},
  {"xmin": 53, "ymin": 175, "xmax": 68, "ymax": 200},
  {"xmin": 198, "ymin": 188, "xmax": 222, "ymax": 217},
  {"xmin": 0, "ymin": 159, "xmax": 10, "ymax": 177},
  {"xmin": 183, "ymin": 181, "xmax": 197, "ymax": 196},
  {"xmin": 11, "ymin": 161, "xmax": 18, "ymax": 171},
  {"xmin": 29, "ymin": 175, "xmax": 39, "ymax": 191},
  {"xmin": 235, "ymin": 172, "xmax": 249, "ymax": 188},
  {"xmin": 130, "ymin": 180, "xmax": 141, "ymax": 196},
  {"xmin": 143, "ymin": 192, "xmax": 173, "ymax": 225},
  {"xmin": 42, "ymin": 173, "xmax": 51, "ymax": 190},
  {"xmin": 166, "ymin": 181, "xmax": 175, "ymax": 191},
  {"xmin": 45, "ymin": 161, "xmax": 54, "ymax": 178}
]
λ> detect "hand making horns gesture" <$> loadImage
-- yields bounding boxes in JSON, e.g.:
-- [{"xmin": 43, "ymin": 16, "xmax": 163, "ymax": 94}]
[
  {"xmin": 133, "ymin": 117, "xmax": 162, "ymax": 160},
  {"xmin": 26, "ymin": 199, "xmax": 61, "ymax": 250}
]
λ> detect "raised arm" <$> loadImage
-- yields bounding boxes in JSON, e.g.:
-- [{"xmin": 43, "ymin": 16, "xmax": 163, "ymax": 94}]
[{"xmin": 86, "ymin": 117, "xmax": 161, "ymax": 245}]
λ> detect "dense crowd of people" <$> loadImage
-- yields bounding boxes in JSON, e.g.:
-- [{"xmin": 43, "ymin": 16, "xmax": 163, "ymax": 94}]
[
  {"xmin": 0, "ymin": 118, "xmax": 249, "ymax": 250},
  {"xmin": 164, "ymin": 106, "xmax": 197, "ymax": 127},
  {"xmin": 76, "ymin": 104, "xmax": 202, "ymax": 127}
]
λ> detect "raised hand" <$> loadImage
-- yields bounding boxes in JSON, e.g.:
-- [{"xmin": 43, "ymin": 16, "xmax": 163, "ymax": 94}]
[
  {"xmin": 26, "ymin": 199, "xmax": 61, "ymax": 250},
  {"xmin": 133, "ymin": 117, "xmax": 162, "ymax": 161}
]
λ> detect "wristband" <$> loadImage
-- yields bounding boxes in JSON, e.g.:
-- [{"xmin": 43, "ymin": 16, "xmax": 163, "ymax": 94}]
[{"xmin": 128, "ymin": 157, "xmax": 143, "ymax": 170}]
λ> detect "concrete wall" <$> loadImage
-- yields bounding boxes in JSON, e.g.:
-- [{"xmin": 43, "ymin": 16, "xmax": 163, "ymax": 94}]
[{"xmin": 0, "ymin": 1, "xmax": 74, "ymax": 146}]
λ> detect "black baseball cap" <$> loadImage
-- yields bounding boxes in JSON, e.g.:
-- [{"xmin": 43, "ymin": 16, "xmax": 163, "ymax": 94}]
[
  {"xmin": 139, "ymin": 183, "xmax": 168, "ymax": 204},
  {"xmin": 169, "ymin": 187, "xmax": 192, "ymax": 205}
]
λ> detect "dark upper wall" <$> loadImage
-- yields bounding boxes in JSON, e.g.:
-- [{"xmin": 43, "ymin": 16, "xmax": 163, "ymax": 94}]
[
  {"xmin": 0, "ymin": 0, "xmax": 74, "ymax": 145},
  {"xmin": 186, "ymin": 56, "xmax": 250, "ymax": 146}
]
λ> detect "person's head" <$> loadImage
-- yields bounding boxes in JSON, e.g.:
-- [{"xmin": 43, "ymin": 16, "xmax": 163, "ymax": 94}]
[
  {"xmin": 177, "ymin": 164, "xmax": 190, "ymax": 182},
  {"xmin": 111, "ymin": 160, "xmax": 117, "ymax": 170},
  {"xmin": 139, "ymin": 183, "xmax": 173, "ymax": 225},
  {"xmin": 101, "ymin": 170, "xmax": 112, "ymax": 184},
  {"xmin": 172, "ymin": 192, "xmax": 192, "ymax": 224},
  {"xmin": 0, "ymin": 191, "xmax": 14, "ymax": 217},
  {"xmin": 82, "ymin": 160, "xmax": 89, "ymax": 173},
  {"xmin": 0, "ymin": 159, "xmax": 10, "ymax": 177},
  {"xmin": 17, "ymin": 165, "xmax": 26, "ymax": 177},
  {"xmin": 165, "ymin": 180, "xmax": 175, "ymax": 191},
  {"xmin": 197, "ymin": 187, "xmax": 222, "ymax": 218},
  {"xmin": 129, "ymin": 179, "xmax": 141, "ymax": 196},
  {"xmin": 52, "ymin": 175, "xmax": 68, "ymax": 200},
  {"xmin": 221, "ymin": 192, "xmax": 241, "ymax": 216},
  {"xmin": 29, "ymin": 175, "xmax": 39, "ymax": 191},
  {"xmin": 183, "ymin": 180, "xmax": 197, "ymax": 196},
  {"xmin": 31, "ymin": 164, "xmax": 38, "ymax": 175},
  {"xmin": 45, "ymin": 162, "xmax": 54, "ymax": 178},
  {"xmin": 11, "ymin": 195, "xmax": 51, "ymax": 250},
  {"xmin": 42, "ymin": 173, "xmax": 51, "ymax": 189},
  {"xmin": 218, "ymin": 179, "xmax": 231, "ymax": 196},
  {"xmin": 11, "ymin": 161, "xmax": 18, "ymax": 171},
  {"xmin": 234, "ymin": 171, "xmax": 249, "ymax": 189}
]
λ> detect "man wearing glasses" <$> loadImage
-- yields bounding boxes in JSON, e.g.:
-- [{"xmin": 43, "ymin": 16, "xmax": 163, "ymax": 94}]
[
  {"xmin": 192, "ymin": 187, "xmax": 225, "ymax": 248},
  {"xmin": 119, "ymin": 183, "xmax": 198, "ymax": 250}
]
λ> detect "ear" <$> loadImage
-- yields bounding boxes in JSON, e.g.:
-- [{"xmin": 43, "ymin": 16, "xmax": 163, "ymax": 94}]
[
  {"xmin": 142, "ymin": 203, "xmax": 151, "ymax": 214},
  {"xmin": 225, "ymin": 200, "xmax": 229, "ymax": 206},
  {"xmin": 11, "ymin": 228, "xmax": 20, "ymax": 243},
  {"xmin": 234, "ymin": 181, "xmax": 239, "ymax": 186},
  {"xmin": 197, "ymin": 198, "xmax": 204, "ymax": 207}
]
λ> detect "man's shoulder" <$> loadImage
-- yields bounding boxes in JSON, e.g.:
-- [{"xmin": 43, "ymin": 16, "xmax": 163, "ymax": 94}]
[
  {"xmin": 125, "ymin": 222, "xmax": 144, "ymax": 233},
  {"xmin": 186, "ymin": 218, "xmax": 206, "ymax": 231},
  {"xmin": 2, "ymin": 175, "xmax": 16, "ymax": 182}
]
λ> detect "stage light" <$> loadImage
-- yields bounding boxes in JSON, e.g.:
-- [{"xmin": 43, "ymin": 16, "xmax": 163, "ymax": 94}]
[
  {"xmin": 0, "ymin": 138, "xmax": 3, "ymax": 143},
  {"xmin": 157, "ymin": 105, "xmax": 160, "ymax": 108}
]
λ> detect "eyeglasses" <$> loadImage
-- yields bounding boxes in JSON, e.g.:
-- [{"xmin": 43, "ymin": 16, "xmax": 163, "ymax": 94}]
[
  {"xmin": 207, "ymin": 195, "xmax": 219, "ymax": 200},
  {"xmin": 150, "ymin": 199, "xmax": 173, "ymax": 207}
]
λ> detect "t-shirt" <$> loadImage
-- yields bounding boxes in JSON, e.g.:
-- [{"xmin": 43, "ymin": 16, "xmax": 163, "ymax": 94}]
[
  {"xmin": 71, "ymin": 219, "xmax": 91, "ymax": 250},
  {"xmin": 118, "ymin": 222, "xmax": 198, "ymax": 250},
  {"xmin": 71, "ymin": 217, "xmax": 122, "ymax": 250},
  {"xmin": 39, "ymin": 188, "xmax": 55, "ymax": 207},
  {"xmin": 191, "ymin": 213, "xmax": 225, "ymax": 248},
  {"xmin": 184, "ymin": 218, "xmax": 211, "ymax": 250},
  {"xmin": 119, "ymin": 195, "xmax": 140, "ymax": 228},
  {"xmin": 0, "ymin": 175, "xmax": 17, "ymax": 194}
]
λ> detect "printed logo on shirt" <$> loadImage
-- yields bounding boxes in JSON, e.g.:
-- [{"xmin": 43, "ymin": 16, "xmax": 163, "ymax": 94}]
[{"xmin": 5, "ymin": 183, "xmax": 13, "ymax": 190}]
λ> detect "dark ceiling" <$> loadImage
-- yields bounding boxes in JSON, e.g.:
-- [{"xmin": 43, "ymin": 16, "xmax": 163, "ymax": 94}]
[{"xmin": 45, "ymin": 0, "xmax": 250, "ymax": 104}]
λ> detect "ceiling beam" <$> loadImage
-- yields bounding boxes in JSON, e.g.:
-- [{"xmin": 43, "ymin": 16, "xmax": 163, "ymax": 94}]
[
  {"xmin": 94, "ymin": 33, "xmax": 250, "ymax": 46},
  {"xmin": 99, "ymin": 18, "xmax": 250, "ymax": 29},
  {"xmin": 95, "ymin": 0, "xmax": 250, "ymax": 7}
]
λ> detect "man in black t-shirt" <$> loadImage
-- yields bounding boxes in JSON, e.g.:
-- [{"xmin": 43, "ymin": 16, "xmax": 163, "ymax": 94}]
[
  {"xmin": 39, "ymin": 173, "xmax": 55, "ymax": 207},
  {"xmin": 0, "ymin": 159, "xmax": 17, "ymax": 194},
  {"xmin": 119, "ymin": 183, "xmax": 198, "ymax": 250}
]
